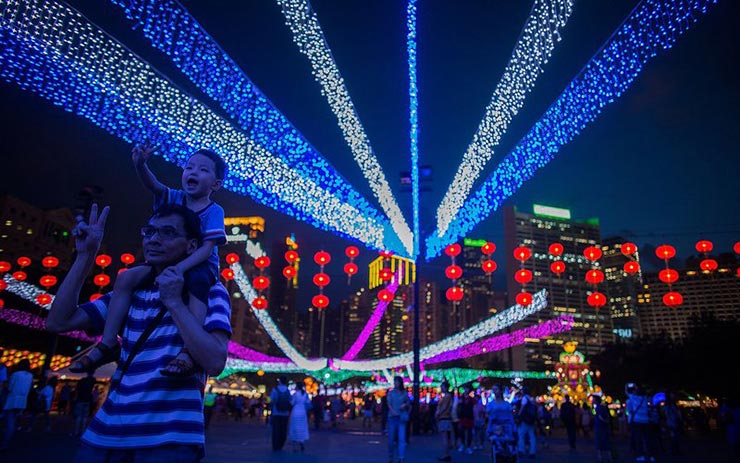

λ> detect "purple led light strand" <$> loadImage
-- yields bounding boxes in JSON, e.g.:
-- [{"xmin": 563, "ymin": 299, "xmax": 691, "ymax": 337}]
[
  {"xmin": 0, "ymin": 307, "xmax": 98, "ymax": 342},
  {"xmin": 340, "ymin": 269, "xmax": 403, "ymax": 360},
  {"xmin": 227, "ymin": 342, "xmax": 292, "ymax": 364},
  {"xmin": 424, "ymin": 315, "xmax": 574, "ymax": 365}
]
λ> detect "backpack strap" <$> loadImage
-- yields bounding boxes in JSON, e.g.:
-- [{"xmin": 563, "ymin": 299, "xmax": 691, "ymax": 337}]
[{"xmin": 111, "ymin": 308, "xmax": 167, "ymax": 387}]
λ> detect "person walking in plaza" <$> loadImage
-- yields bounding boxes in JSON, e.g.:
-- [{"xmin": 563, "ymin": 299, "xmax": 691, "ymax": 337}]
[
  {"xmin": 435, "ymin": 380, "xmax": 454, "ymax": 462},
  {"xmin": 592, "ymin": 395, "xmax": 612, "ymax": 462},
  {"xmin": 387, "ymin": 376, "xmax": 410, "ymax": 463},
  {"xmin": 270, "ymin": 376, "xmax": 291, "ymax": 451},
  {"xmin": 46, "ymin": 203, "xmax": 231, "ymax": 462},
  {"xmin": 31, "ymin": 375, "xmax": 58, "ymax": 433},
  {"xmin": 1, "ymin": 358, "xmax": 33, "ymax": 450},
  {"xmin": 560, "ymin": 394, "xmax": 577, "ymax": 451},
  {"xmin": 71, "ymin": 371, "xmax": 95, "ymax": 437},
  {"xmin": 626, "ymin": 384, "xmax": 656, "ymax": 462},
  {"xmin": 288, "ymin": 382, "xmax": 310, "ymax": 452},
  {"xmin": 457, "ymin": 384, "xmax": 475, "ymax": 454},
  {"xmin": 204, "ymin": 386, "xmax": 217, "ymax": 430},
  {"xmin": 473, "ymin": 392, "xmax": 486, "ymax": 450},
  {"xmin": 363, "ymin": 394, "xmax": 375, "ymax": 429},
  {"xmin": 580, "ymin": 402, "xmax": 592, "ymax": 438},
  {"xmin": 516, "ymin": 387, "xmax": 537, "ymax": 459},
  {"xmin": 57, "ymin": 382, "xmax": 72, "ymax": 416}
]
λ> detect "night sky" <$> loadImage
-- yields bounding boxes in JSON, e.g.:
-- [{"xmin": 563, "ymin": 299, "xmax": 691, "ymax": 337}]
[{"xmin": 1, "ymin": 0, "xmax": 739, "ymax": 289}]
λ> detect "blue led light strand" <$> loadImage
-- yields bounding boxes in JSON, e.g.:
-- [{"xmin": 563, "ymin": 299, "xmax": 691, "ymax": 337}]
[
  {"xmin": 0, "ymin": 0, "xmax": 406, "ymax": 254},
  {"xmin": 276, "ymin": 0, "xmax": 414, "ymax": 255},
  {"xmin": 435, "ymin": 0, "xmax": 574, "ymax": 237},
  {"xmin": 426, "ymin": 0, "xmax": 719, "ymax": 259},
  {"xmin": 407, "ymin": 0, "xmax": 420, "ymax": 258}
]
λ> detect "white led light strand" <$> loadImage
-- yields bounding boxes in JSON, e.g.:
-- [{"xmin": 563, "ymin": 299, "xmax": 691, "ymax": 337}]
[
  {"xmin": 435, "ymin": 0, "xmax": 574, "ymax": 237},
  {"xmin": 230, "ymin": 263, "xmax": 328, "ymax": 371},
  {"xmin": 3, "ymin": 275, "xmax": 53, "ymax": 308},
  {"xmin": 277, "ymin": 0, "xmax": 413, "ymax": 255},
  {"xmin": 332, "ymin": 290, "xmax": 548, "ymax": 371}
]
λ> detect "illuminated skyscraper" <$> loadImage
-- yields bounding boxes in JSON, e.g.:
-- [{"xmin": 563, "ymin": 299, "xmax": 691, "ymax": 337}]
[{"xmin": 601, "ymin": 237, "xmax": 642, "ymax": 339}]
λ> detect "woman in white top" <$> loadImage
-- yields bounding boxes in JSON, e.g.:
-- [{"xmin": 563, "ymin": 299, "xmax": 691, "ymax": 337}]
[
  {"xmin": 1, "ymin": 359, "xmax": 34, "ymax": 449},
  {"xmin": 288, "ymin": 382, "xmax": 310, "ymax": 451}
]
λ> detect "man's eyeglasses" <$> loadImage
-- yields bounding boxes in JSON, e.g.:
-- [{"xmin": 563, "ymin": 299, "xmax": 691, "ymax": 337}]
[{"xmin": 140, "ymin": 225, "xmax": 185, "ymax": 240}]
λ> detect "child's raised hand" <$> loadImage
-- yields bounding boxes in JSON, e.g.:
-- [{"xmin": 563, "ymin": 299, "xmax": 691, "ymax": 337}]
[{"xmin": 132, "ymin": 141, "xmax": 159, "ymax": 166}]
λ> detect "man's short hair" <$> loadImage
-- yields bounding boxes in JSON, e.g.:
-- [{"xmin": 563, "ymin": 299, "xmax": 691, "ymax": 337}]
[
  {"xmin": 150, "ymin": 204, "xmax": 202, "ymax": 245},
  {"xmin": 191, "ymin": 149, "xmax": 227, "ymax": 180},
  {"xmin": 278, "ymin": 375, "xmax": 288, "ymax": 385}
]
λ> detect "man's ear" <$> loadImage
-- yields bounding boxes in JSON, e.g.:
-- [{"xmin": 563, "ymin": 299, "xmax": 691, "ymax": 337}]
[{"xmin": 186, "ymin": 238, "xmax": 198, "ymax": 255}]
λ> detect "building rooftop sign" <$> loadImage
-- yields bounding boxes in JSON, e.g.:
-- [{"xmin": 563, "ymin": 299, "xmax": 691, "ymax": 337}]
[{"xmin": 533, "ymin": 204, "xmax": 571, "ymax": 220}]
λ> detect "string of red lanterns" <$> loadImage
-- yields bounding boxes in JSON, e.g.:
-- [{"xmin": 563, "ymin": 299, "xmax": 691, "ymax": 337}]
[
  {"xmin": 583, "ymin": 246, "xmax": 606, "ymax": 309},
  {"xmin": 655, "ymin": 244, "xmax": 682, "ymax": 307},
  {"xmin": 513, "ymin": 245, "xmax": 532, "ymax": 306},
  {"xmin": 549, "ymin": 242, "xmax": 566, "ymax": 277},
  {"xmin": 344, "ymin": 246, "xmax": 359, "ymax": 284},
  {"xmin": 695, "ymin": 240, "xmax": 718, "ymax": 273},
  {"xmin": 88, "ymin": 254, "xmax": 112, "ymax": 302},
  {"xmin": 251, "ymin": 254, "xmax": 271, "ymax": 310},
  {"xmin": 282, "ymin": 250, "xmax": 299, "ymax": 284},
  {"xmin": 312, "ymin": 251, "xmax": 331, "ymax": 309},
  {"xmin": 480, "ymin": 241, "xmax": 497, "ymax": 284},
  {"xmin": 444, "ymin": 243, "xmax": 463, "ymax": 303}
]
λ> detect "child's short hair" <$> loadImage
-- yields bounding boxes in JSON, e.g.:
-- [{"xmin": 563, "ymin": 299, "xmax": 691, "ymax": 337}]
[{"xmin": 190, "ymin": 149, "xmax": 227, "ymax": 180}]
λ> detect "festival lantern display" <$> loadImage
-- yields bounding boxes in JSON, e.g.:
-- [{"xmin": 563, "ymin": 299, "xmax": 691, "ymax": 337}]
[
  {"xmin": 251, "ymin": 254, "xmax": 271, "ymax": 310},
  {"xmin": 39, "ymin": 254, "xmax": 60, "ymax": 293},
  {"xmin": 480, "ymin": 241, "xmax": 497, "ymax": 282},
  {"xmin": 221, "ymin": 268, "xmax": 235, "ymax": 281},
  {"xmin": 41, "ymin": 256, "xmax": 59, "ymax": 269},
  {"xmin": 584, "ymin": 244, "xmax": 606, "ymax": 343},
  {"xmin": 445, "ymin": 242, "xmax": 463, "ymax": 304},
  {"xmin": 282, "ymin": 266, "xmax": 297, "ymax": 279},
  {"xmin": 119, "ymin": 253, "xmax": 136, "ymax": 274},
  {"xmin": 93, "ymin": 253, "xmax": 112, "ymax": 294},
  {"xmin": 225, "ymin": 253, "xmax": 240, "ymax": 265},
  {"xmin": 376, "ymin": 250, "xmax": 397, "ymax": 304},
  {"xmin": 0, "ymin": 261, "xmax": 11, "ymax": 273},
  {"xmin": 513, "ymin": 245, "xmax": 532, "ymax": 306},
  {"xmin": 313, "ymin": 251, "xmax": 331, "ymax": 309},
  {"xmin": 655, "ymin": 244, "xmax": 681, "ymax": 307},
  {"xmin": 344, "ymin": 246, "xmax": 360, "ymax": 283},
  {"xmin": 12, "ymin": 271, "xmax": 27, "ymax": 282},
  {"xmin": 694, "ymin": 240, "xmax": 717, "ymax": 274},
  {"xmin": 283, "ymin": 250, "xmax": 299, "ymax": 286},
  {"xmin": 16, "ymin": 256, "xmax": 31, "ymax": 268},
  {"xmin": 624, "ymin": 261, "xmax": 640, "ymax": 274},
  {"xmin": 548, "ymin": 242, "xmax": 566, "ymax": 277},
  {"xmin": 620, "ymin": 242, "xmax": 640, "ymax": 276},
  {"xmin": 734, "ymin": 242, "xmax": 740, "ymax": 255}
]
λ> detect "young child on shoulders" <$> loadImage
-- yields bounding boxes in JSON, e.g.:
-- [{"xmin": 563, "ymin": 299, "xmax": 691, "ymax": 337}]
[{"xmin": 70, "ymin": 143, "xmax": 227, "ymax": 376}]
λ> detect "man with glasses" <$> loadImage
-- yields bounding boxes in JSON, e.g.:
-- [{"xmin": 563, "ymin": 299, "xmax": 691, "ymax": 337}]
[{"xmin": 47, "ymin": 203, "xmax": 231, "ymax": 463}]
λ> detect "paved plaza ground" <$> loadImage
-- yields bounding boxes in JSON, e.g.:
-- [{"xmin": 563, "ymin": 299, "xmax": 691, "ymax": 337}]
[{"xmin": 1, "ymin": 413, "xmax": 734, "ymax": 462}]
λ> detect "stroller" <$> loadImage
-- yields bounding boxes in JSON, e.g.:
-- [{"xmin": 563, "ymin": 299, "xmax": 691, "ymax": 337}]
[{"xmin": 488, "ymin": 421, "xmax": 518, "ymax": 463}]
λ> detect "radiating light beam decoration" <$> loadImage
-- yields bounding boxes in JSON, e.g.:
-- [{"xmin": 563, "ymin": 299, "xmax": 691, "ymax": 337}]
[
  {"xmin": 332, "ymin": 290, "xmax": 548, "ymax": 371},
  {"xmin": 340, "ymin": 269, "xmax": 403, "ymax": 360},
  {"xmin": 230, "ymin": 263, "xmax": 328, "ymax": 371},
  {"xmin": 0, "ymin": 0, "xmax": 406, "ymax": 255},
  {"xmin": 423, "ymin": 315, "xmax": 574, "ymax": 364},
  {"xmin": 276, "ymin": 0, "xmax": 413, "ymax": 256},
  {"xmin": 426, "ymin": 0, "xmax": 719, "ymax": 259},
  {"xmin": 105, "ymin": 0, "xmax": 411, "ymax": 254},
  {"xmin": 2, "ymin": 275, "xmax": 53, "ymax": 308},
  {"xmin": 220, "ymin": 358, "xmax": 305, "ymax": 378},
  {"xmin": 435, "ymin": 0, "xmax": 574, "ymax": 237},
  {"xmin": 227, "ymin": 342, "xmax": 292, "ymax": 364},
  {"xmin": 407, "ymin": 0, "xmax": 420, "ymax": 258}
]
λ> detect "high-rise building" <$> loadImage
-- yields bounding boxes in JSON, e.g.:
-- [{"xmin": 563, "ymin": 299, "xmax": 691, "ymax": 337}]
[
  {"xmin": 504, "ymin": 204, "xmax": 614, "ymax": 371},
  {"xmin": 637, "ymin": 254, "xmax": 740, "ymax": 340},
  {"xmin": 601, "ymin": 237, "xmax": 643, "ymax": 340}
]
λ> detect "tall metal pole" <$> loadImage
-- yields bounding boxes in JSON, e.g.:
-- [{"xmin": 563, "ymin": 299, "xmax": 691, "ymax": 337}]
[{"xmin": 412, "ymin": 261, "xmax": 421, "ymax": 434}]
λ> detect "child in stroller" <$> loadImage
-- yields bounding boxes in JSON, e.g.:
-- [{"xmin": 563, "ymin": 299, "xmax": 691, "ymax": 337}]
[{"xmin": 486, "ymin": 385, "xmax": 518, "ymax": 463}]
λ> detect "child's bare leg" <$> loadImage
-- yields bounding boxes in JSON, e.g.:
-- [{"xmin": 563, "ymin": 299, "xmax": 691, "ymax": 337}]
[
  {"xmin": 161, "ymin": 292, "xmax": 207, "ymax": 376},
  {"xmin": 70, "ymin": 266, "xmax": 150, "ymax": 373}
]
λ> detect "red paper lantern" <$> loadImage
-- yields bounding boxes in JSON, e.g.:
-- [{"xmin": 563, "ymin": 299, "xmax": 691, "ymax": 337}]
[
  {"xmin": 514, "ymin": 269, "xmax": 533, "ymax": 284},
  {"xmin": 120, "ymin": 253, "xmax": 135, "ymax": 265},
  {"xmin": 379, "ymin": 250, "xmax": 394, "ymax": 258},
  {"xmin": 378, "ymin": 289, "xmax": 394, "ymax": 302},
  {"xmin": 736, "ymin": 268, "xmax": 740, "ymax": 278},
  {"xmin": 624, "ymin": 261, "xmax": 640, "ymax": 274},
  {"xmin": 12, "ymin": 271, "xmax": 27, "ymax": 281},
  {"xmin": 0, "ymin": 261, "xmax": 10, "ymax": 273},
  {"xmin": 254, "ymin": 256, "xmax": 271, "ymax": 269},
  {"xmin": 481, "ymin": 260, "xmax": 497, "ymax": 274},
  {"xmin": 93, "ymin": 274, "xmax": 111, "ymax": 287},
  {"xmin": 587, "ymin": 292, "xmax": 607, "ymax": 308},
  {"xmin": 312, "ymin": 294, "xmax": 330, "ymax": 309},
  {"xmin": 481, "ymin": 242, "xmax": 496, "ymax": 255},
  {"xmin": 118, "ymin": 268, "xmax": 128, "ymax": 275},
  {"xmin": 585, "ymin": 269, "xmax": 604, "ymax": 285},
  {"xmin": 444, "ymin": 244, "xmax": 462, "ymax": 257},
  {"xmin": 548, "ymin": 243, "xmax": 564, "ymax": 257},
  {"xmin": 95, "ymin": 254, "xmax": 112, "ymax": 268},
  {"xmin": 445, "ymin": 286, "xmax": 464, "ymax": 302},
  {"xmin": 285, "ymin": 250, "xmax": 299, "ymax": 263},
  {"xmin": 655, "ymin": 244, "xmax": 676, "ymax": 260},
  {"xmin": 225, "ymin": 253, "xmax": 240, "ymax": 265},
  {"xmin": 314, "ymin": 251, "xmax": 331, "ymax": 266},
  {"xmin": 89, "ymin": 293, "xmax": 103, "ymax": 302},
  {"xmin": 0, "ymin": 298, "xmax": 3, "ymax": 308},
  {"xmin": 583, "ymin": 246, "xmax": 602, "ymax": 261},
  {"xmin": 621, "ymin": 242, "xmax": 637, "ymax": 256},
  {"xmin": 695, "ymin": 240, "xmax": 713, "ymax": 254},
  {"xmin": 734, "ymin": 242, "xmax": 740, "ymax": 254},
  {"xmin": 345, "ymin": 246, "xmax": 359, "ymax": 258},
  {"xmin": 700, "ymin": 259, "xmax": 718, "ymax": 272},
  {"xmin": 253, "ymin": 276, "xmax": 270, "ymax": 290},
  {"xmin": 42, "ymin": 256, "xmax": 59, "ymax": 268},
  {"xmin": 39, "ymin": 275, "xmax": 58, "ymax": 288},
  {"xmin": 0, "ymin": 280, "xmax": 6, "ymax": 291},
  {"xmin": 445, "ymin": 265, "xmax": 462, "ymax": 280},
  {"xmin": 658, "ymin": 269, "xmax": 679, "ymax": 284},
  {"xmin": 516, "ymin": 292, "xmax": 532, "ymax": 306},
  {"xmin": 36, "ymin": 293, "xmax": 52, "ymax": 305},
  {"xmin": 17, "ymin": 257, "xmax": 31, "ymax": 267},
  {"xmin": 550, "ymin": 261, "xmax": 566, "ymax": 275},
  {"xmin": 344, "ymin": 262, "xmax": 358, "ymax": 275},
  {"xmin": 379, "ymin": 268, "xmax": 393, "ymax": 281},
  {"xmin": 252, "ymin": 297, "xmax": 268, "ymax": 310},
  {"xmin": 221, "ymin": 268, "xmax": 235, "ymax": 281},
  {"xmin": 513, "ymin": 246, "xmax": 532, "ymax": 262},
  {"xmin": 663, "ymin": 292, "xmax": 683, "ymax": 307},
  {"xmin": 282, "ymin": 266, "xmax": 296, "ymax": 279},
  {"xmin": 313, "ymin": 273, "xmax": 330, "ymax": 287}
]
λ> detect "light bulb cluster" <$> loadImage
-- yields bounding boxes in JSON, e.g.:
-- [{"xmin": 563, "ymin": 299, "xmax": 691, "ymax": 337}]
[
  {"xmin": 0, "ymin": 307, "xmax": 97, "ymax": 342},
  {"xmin": 276, "ymin": 0, "xmax": 413, "ymax": 256},
  {"xmin": 426, "ymin": 0, "xmax": 717, "ymax": 259},
  {"xmin": 2, "ymin": 275, "xmax": 54, "ymax": 308},
  {"xmin": 407, "ymin": 0, "xmax": 420, "ymax": 258},
  {"xmin": 435, "ymin": 0, "xmax": 575, "ymax": 237},
  {"xmin": 0, "ymin": 0, "xmax": 407, "ymax": 255}
]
